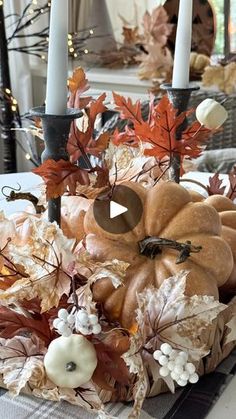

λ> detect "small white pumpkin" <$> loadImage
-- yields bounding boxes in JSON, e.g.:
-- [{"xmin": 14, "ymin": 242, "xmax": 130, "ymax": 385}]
[
  {"xmin": 44, "ymin": 334, "xmax": 97, "ymax": 388},
  {"xmin": 196, "ymin": 98, "xmax": 228, "ymax": 129}
]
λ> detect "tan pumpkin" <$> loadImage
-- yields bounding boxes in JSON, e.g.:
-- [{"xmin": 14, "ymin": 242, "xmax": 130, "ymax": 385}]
[
  {"xmin": 189, "ymin": 191, "xmax": 236, "ymax": 294},
  {"xmin": 204, "ymin": 195, "xmax": 236, "ymax": 294},
  {"xmin": 84, "ymin": 181, "xmax": 233, "ymax": 329}
]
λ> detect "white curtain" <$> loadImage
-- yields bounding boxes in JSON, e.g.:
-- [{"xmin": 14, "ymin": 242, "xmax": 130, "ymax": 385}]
[
  {"xmin": 105, "ymin": 0, "xmax": 163, "ymax": 42},
  {"xmin": 3, "ymin": 0, "xmax": 164, "ymax": 172},
  {"xmin": 4, "ymin": 0, "xmax": 48, "ymax": 172}
]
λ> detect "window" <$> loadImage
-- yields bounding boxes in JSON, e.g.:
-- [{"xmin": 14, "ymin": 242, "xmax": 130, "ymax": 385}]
[{"xmin": 211, "ymin": 0, "xmax": 236, "ymax": 54}]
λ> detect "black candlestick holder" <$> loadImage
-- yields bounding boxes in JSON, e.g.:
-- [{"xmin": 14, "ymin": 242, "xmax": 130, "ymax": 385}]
[
  {"xmin": 160, "ymin": 83, "xmax": 200, "ymax": 183},
  {"xmin": 30, "ymin": 106, "xmax": 82, "ymax": 225}
]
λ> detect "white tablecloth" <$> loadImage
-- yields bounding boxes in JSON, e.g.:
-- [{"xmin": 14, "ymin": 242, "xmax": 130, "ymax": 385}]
[{"xmin": 0, "ymin": 170, "xmax": 229, "ymax": 217}]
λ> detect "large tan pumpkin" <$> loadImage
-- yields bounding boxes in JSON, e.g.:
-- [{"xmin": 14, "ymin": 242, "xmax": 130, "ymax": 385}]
[
  {"xmin": 204, "ymin": 195, "xmax": 236, "ymax": 294},
  {"xmin": 84, "ymin": 181, "xmax": 234, "ymax": 329}
]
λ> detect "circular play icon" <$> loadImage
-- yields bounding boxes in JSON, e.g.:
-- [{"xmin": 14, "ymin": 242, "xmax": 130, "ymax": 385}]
[{"xmin": 93, "ymin": 185, "xmax": 143, "ymax": 234}]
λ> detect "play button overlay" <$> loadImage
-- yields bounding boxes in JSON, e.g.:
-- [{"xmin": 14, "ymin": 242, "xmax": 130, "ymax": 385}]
[
  {"xmin": 110, "ymin": 201, "xmax": 128, "ymax": 219},
  {"xmin": 93, "ymin": 184, "xmax": 143, "ymax": 234}
]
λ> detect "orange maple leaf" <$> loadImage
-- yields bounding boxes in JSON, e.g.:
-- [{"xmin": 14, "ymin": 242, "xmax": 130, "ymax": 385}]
[
  {"xmin": 68, "ymin": 67, "xmax": 89, "ymax": 95},
  {"xmin": 67, "ymin": 67, "xmax": 91, "ymax": 110},
  {"xmin": 113, "ymin": 91, "xmax": 143, "ymax": 124},
  {"xmin": 112, "ymin": 94, "xmax": 211, "ymax": 168},
  {"xmin": 33, "ymin": 159, "xmax": 89, "ymax": 199},
  {"xmin": 67, "ymin": 93, "xmax": 108, "ymax": 162}
]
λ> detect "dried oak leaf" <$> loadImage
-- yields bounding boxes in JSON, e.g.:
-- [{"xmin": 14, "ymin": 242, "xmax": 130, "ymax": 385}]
[
  {"xmin": 207, "ymin": 173, "xmax": 226, "ymax": 196},
  {"xmin": 33, "ymin": 159, "xmax": 90, "ymax": 199},
  {"xmin": 0, "ymin": 305, "xmax": 52, "ymax": 345},
  {"xmin": 136, "ymin": 271, "xmax": 227, "ymax": 361},
  {"xmin": 68, "ymin": 67, "xmax": 89, "ymax": 96},
  {"xmin": 0, "ymin": 334, "xmax": 46, "ymax": 396}
]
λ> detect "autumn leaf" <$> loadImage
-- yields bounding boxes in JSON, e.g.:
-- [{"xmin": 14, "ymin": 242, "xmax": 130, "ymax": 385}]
[
  {"xmin": 68, "ymin": 67, "xmax": 89, "ymax": 95},
  {"xmin": 0, "ymin": 218, "xmax": 75, "ymax": 312},
  {"xmin": 112, "ymin": 94, "xmax": 211, "ymax": 171},
  {"xmin": 142, "ymin": 6, "xmax": 173, "ymax": 46},
  {"xmin": 89, "ymin": 93, "xmax": 107, "ymax": 126},
  {"xmin": 137, "ymin": 44, "xmax": 173, "ymax": 80},
  {"xmin": 226, "ymin": 169, "xmax": 236, "ymax": 201},
  {"xmin": 92, "ymin": 329, "xmax": 131, "ymax": 390},
  {"xmin": 122, "ymin": 335, "xmax": 149, "ymax": 418},
  {"xmin": 0, "ymin": 305, "xmax": 52, "ymax": 345},
  {"xmin": 93, "ymin": 164, "xmax": 110, "ymax": 189},
  {"xmin": 33, "ymin": 383, "xmax": 104, "ymax": 412},
  {"xmin": 207, "ymin": 173, "xmax": 226, "ymax": 196},
  {"xmin": 0, "ymin": 264, "xmax": 72, "ymax": 313},
  {"xmin": 113, "ymin": 92, "xmax": 143, "ymax": 124},
  {"xmin": 136, "ymin": 271, "xmax": 227, "ymax": 361},
  {"xmin": 225, "ymin": 312, "xmax": 236, "ymax": 345},
  {"xmin": 33, "ymin": 159, "xmax": 90, "ymax": 199},
  {"xmin": 0, "ymin": 212, "xmax": 16, "ymax": 249},
  {"xmin": 67, "ymin": 94, "xmax": 108, "ymax": 162},
  {"xmin": 0, "ymin": 334, "xmax": 46, "ymax": 396},
  {"xmin": 86, "ymin": 132, "xmax": 110, "ymax": 157},
  {"xmin": 122, "ymin": 26, "xmax": 139, "ymax": 45}
]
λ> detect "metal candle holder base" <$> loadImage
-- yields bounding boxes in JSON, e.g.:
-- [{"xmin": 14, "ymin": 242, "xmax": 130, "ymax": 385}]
[
  {"xmin": 30, "ymin": 106, "xmax": 82, "ymax": 225},
  {"xmin": 160, "ymin": 83, "xmax": 200, "ymax": 183}
]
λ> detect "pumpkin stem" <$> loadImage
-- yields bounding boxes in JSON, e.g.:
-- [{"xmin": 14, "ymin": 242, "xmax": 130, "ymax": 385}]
[
  {"xmin": 66, "ymin": 361, "xmax": 77, "ymax": 372},
  {"xmin": 138, "ymin": 237, "xmax": 202, "ymax": 263}
]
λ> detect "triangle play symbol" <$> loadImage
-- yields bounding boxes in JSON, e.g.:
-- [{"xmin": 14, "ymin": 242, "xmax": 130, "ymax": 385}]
[{"xmin": 110, "ymin": 201, "xmax": 128, "ymax": 219}]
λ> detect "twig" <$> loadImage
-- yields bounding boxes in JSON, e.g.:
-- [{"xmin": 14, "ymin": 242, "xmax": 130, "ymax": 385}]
[
  {"xmin": 1, "ymin": 186, "xmax": 45, "ymax": 214},
  {"xmin": 180, "ymin": 178, "xmax": 209, "ymax": 194}
]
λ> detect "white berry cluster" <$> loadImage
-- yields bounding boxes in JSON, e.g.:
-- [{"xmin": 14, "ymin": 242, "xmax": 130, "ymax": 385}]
[
  {"xmin": 75, "ymin": 309, "xmax": 102, "ymax": 335},
  {"xmin": 153, "ymin": 343, "xmax": 199, "ymax": 387},
  {"xmin": 53, "ymin": 308, "xmax": 101, "ymax": 337},
  {"xmin": 53, "ymin": 308, "xmax": 75, "ymax": 337}
]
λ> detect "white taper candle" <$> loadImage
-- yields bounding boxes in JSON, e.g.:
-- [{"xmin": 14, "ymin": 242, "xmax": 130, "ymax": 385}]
[
  {"xmin": 45, "ymin": 0, "xmax": 68, "ymax": 114},
  {"xmin": 172, "ymin": 0, "xmax": 193, "ymax": 88}
]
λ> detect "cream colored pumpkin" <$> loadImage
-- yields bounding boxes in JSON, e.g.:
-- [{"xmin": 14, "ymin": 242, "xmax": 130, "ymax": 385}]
[
  {"xmin": 44, "ymin": 334, "xmax": 97, "ymax": 388},
  {"xmin": 84, "ymin": 181, "xmax": 233, "ymax": 329}
]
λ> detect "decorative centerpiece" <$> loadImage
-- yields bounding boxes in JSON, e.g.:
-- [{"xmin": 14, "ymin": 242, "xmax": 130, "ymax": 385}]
[{"xmin": 0, "ymin": 1, "xmax": 236, "ymax": 419}]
